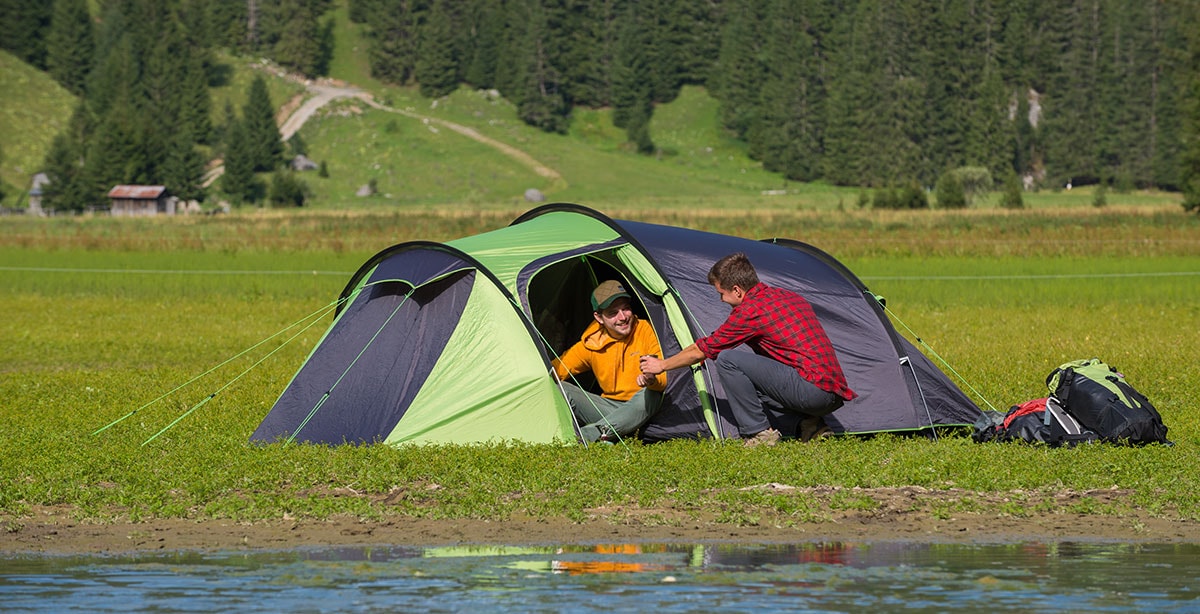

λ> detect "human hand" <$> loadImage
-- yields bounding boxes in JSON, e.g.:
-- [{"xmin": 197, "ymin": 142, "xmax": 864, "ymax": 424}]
[
  {"xmin": 640, "ymin": 354, "xmax": 664, "ymax": 375},
  {"xmin": 636, "ymin": 373, "xmax": 651, "ymax": 387}
]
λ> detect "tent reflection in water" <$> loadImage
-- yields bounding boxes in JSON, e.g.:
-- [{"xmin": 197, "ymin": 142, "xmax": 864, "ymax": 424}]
[{"xmin": 250, "ymin": 204, "xmax": 980, "ymax": 446}]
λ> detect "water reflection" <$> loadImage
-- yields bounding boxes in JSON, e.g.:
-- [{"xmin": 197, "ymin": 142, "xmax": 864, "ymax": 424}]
[{"xmin": 2, "ymin": 541, "xmax": 1199, "ymax": 612}]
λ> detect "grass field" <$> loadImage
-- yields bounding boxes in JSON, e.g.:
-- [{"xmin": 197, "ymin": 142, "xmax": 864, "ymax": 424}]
[{"xmin": 1, "ymin": 207, "xmax": 1197, "ymax": 529}]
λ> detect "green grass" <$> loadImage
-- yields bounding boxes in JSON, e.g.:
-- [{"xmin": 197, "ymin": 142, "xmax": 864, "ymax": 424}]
[
  {"xmin": 0, "ymin": 50, "xmax": 77, "ymax": 203},
  {"xmin": 299, "ymin": 101, "xmax": 543, "ymax": 207},
  {"xmin": 1, "ymin": 212, "xmax": 1197, "ymax": 527}
]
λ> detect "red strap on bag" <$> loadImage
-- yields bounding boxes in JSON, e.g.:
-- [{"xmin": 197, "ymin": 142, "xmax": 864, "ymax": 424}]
[{"xmin": 1003, "ymin": 398, "xmax": 1048, "ymax": 429}]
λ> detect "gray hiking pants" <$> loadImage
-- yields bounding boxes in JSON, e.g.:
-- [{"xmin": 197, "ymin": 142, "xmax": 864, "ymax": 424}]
[
  {"xmin": 716, "ymin": 351, "xmax": 842, "ymax": 437},
  {"xmin": 562, "ymin": 384, "xmax": 662, "ymax": 443}
]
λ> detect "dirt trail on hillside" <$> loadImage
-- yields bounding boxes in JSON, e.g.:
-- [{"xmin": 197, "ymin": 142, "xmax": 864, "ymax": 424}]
[{"xmin": 204, "ymin": 67, "xmax": 563, "ymax": 190}]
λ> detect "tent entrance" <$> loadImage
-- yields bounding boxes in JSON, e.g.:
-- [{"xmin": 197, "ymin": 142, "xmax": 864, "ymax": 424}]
[
  {"xmin": 526, "ymin": 252, "xmax": 651, "ymax": 397},
  {"xmin": 524, "ymin": 249, "xmax": 718, "ymax": 441}
]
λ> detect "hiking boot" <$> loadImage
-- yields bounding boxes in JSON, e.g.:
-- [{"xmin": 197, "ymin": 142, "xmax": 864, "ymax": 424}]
[
  {"xmin": 800, "ymin": 416, "xmax": 832, "ymax": 442},
  {"xmin": 743, "ymin": 428, "xmax": 781, "ymax": 448}
]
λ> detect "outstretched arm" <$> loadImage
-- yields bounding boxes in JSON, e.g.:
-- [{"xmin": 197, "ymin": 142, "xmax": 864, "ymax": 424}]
[{"xmin": 640, "ymin": 343, "xmax": 705, "ymax": 376}]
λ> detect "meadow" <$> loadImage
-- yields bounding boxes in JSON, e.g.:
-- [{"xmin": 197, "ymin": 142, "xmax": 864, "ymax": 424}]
[{"xmin": 1, "ymin": 206, "xmax": 1197, "ymax": 533}]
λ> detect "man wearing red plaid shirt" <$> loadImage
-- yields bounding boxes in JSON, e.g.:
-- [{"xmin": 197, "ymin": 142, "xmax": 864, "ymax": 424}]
[{"xmin": 640, "ymin": 252, "xmax": 856, "ymax": 447}]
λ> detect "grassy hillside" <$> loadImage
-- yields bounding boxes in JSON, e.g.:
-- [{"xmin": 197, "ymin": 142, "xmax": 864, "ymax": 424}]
[{"xmin": 0, "ymin": 50, "xmax": 77, "ymax": 204}]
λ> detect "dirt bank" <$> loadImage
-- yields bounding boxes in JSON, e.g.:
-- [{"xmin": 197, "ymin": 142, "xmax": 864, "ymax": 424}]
[{"xmin": 5, "ymin": 487, "xmax": 1198, "ymax": 555}]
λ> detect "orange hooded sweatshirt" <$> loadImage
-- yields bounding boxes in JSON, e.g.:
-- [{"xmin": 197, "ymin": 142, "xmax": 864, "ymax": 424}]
[{"xmin": 552, "ymin": 316, "xmax": 667, "ymax": 401}]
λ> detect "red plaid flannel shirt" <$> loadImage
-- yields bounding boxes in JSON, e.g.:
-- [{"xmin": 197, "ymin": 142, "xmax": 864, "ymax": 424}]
[{"xmin": 696, "ymin": 283, "xmax": 856, "ymax": 401}]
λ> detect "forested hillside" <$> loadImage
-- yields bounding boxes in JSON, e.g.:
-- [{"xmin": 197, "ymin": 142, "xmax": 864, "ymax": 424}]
[
  {"xmin": 350, "ymin": 0, "xmax": 1200, "ymax": 196},
  {"xmin": 2, "ymin": 0, "xmax": 1199, "ymax": 211}
]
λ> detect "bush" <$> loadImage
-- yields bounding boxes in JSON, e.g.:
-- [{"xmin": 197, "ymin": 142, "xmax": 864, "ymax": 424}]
[
  {"xmin": 1000, "ymin": 171, "xmax": 1024, "ymax": 209},
  {"xmin": 872, "ymin": 187, "xmax": 898, "ymax": 209},
  {"xmin": 897, "ymin": 182, "xmax": 929, "ymax": 209},
  {"xmin": 935, "ymin": 171, "xmax": 967, "ymax": 209},
  {"xmin": 268, "ymin": 171, "xmax": 311, "ymax": 208},
  {"xmin": 1093, "ymin": 183, "xmax": 1108, "ymax": 208},
  {"xmin": 954, "ymin": 166, "xmax": 994, "ymax": 204}
]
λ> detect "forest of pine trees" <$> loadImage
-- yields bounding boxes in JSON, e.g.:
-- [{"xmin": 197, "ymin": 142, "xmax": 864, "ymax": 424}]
[
  {"xmin": 352, "ymin": 0, "xmax": 1200, "ymax": 193},
  {"xmin": 4, "ymin": 0, "xmax": 1200, "ymax": 209}
]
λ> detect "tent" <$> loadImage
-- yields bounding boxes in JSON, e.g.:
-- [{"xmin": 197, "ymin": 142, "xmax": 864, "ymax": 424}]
[{"xmin": 251, "ymin": 204, "xmax": 980, "ymax": 446}]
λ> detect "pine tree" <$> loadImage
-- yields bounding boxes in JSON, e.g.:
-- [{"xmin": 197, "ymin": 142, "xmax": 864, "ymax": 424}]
[
  {"xmin": 162, "ymin": 127, "xmax": 207, "ymax": 202},
  {"xmin": 46, "ymin": 0, "xmax": 95, "ymax": 96},
  {"xmin": 222, "ymin": 118, "xmax": 262, "ymax": 204},
  {"xmin": 1042, "ymin": 0, "xmax": 1103, "ymax": 187},
  {"xmin": 0, "ymin": 0, "xmax": 52, "ymax": 68},
  {"xmin": 550, "ymin": 0, "xmax": 615, "ymax": 107},
  {"xmin": 1181, "ymin": 0, "xmax": 1200, "ymax": 211},
  {"xmin": 272, "ymin": 0, "xmax": 323, "ymax": 76},
  {"xmin": 750, "ymin": 0, "xmax": 825, "ymax": 182},
  {"xmin": 611, "ymin": 7, "xmax": 653, "ymax": 131},
  {"xmin": 368, "ymin": 0, "xmax": 419, "ymax": 84},
  {"xmin": 504, "ymin": 0, "xmax": 571, "ymax": 133},
  {"xmin": 41, "ymin": 104, "xmax": 98, "ymax": 211},
  {"xmin": 713, "ymin": 0, "xmax": 767, "ymax": 139},
  {"xmin": 416, "ymin": 0, "xmax": 461, "ymax": 98},
  {"xmin": 243, "ymin": 76, "xmax": 284, "ymax": 172},
  {"xmin": 464, "ymin": 0, "xmax": 502, "ymax": 89}
]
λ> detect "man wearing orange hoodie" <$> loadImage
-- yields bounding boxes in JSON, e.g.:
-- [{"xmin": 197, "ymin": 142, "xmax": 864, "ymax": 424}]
[{"xmin": 552, "ymin": 280, "xmax": 667, "ymax": 443}]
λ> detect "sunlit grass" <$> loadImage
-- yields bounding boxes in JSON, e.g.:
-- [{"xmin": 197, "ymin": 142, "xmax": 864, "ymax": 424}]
[{"xmin": 1, "ymin": 211, "xmax": 1198, "ymax": 527}]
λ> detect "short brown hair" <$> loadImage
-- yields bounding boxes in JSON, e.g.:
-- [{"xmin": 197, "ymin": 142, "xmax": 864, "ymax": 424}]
[{"xmin": 707, "ymin": 252, "xmax": 759, "ymax": 290}]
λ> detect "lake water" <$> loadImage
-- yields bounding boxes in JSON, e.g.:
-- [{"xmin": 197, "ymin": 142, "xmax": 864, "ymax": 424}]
[{"xmin": 2, "ymin": 541, "xmax": 1198, "ymax": 612}]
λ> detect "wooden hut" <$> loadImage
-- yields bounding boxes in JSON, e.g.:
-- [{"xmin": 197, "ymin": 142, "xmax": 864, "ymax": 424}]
[{"xmin": 108, "ymin": 185, "xmax": 173, "ymax": 216}]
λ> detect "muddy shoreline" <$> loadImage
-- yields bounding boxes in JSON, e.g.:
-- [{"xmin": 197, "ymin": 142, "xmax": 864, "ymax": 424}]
[{"xmin": 6, "ymin": 501, "xmax": 1199, "ymax": 555}]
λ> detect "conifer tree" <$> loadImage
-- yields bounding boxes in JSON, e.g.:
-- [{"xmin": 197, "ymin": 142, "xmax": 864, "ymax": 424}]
[
  {"xmin": 46, "ymin": 0, "xmax": 95, "ymax": 96},
  {"xmin": 162, "ymin": 126, "xmax": 207, "ymax": 202},
  {"xmin": 416, "ymin": 0, "xmax": 461, "ymax": 98},
  {"xmin": 504, "ymin": 0, "xmax": 571, "ymax": 133},
  {"xmin": 243, "ymin": 76, "xmax": 284, "ymax": 172},
  {"xmin": 464, "ymin": 0, "xmax": 502, "ymax": 89},
  {"xmin": 713, "ymin": 0, "xmax": 767, "ymax": 139},
  {"xmin": 222, "ymin": 118, "xmax": 262, "ymax": 204},
  {"xmin": 41, "ymin": 105, "xmax": 97, "ymax": 212},
  {"xmin": 368, "ymin": 0, "xmax": 419, "ymax": 84},
  {"xmin": 1181, "ymin": 0, "xmax": 1200, "ymax": 211},
  {"xmin": 272, "ymin": 0, "xmax": 324, "ymax": 76},
  {"xmin": 750, "ymin": 0, "xmax": 825, "ymax": 181},
  {"xmin": 611, "ymin": 8, "xmax": 653, "ymax": 131},
  {"xmin": 0, "ymin": 0, "xmax": 51, "ymax": 68}
]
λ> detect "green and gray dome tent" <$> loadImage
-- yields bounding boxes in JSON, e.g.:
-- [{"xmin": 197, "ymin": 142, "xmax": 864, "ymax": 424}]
[{"xmin": 251, "ymin": 204, "xmax": 980, "ymax": 446}]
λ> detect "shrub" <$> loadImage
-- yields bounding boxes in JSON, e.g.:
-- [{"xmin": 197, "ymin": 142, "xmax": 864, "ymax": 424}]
[
  {"xmin": 872, "ymin": 187, "xmax": 898, "ymax": 210},
  {"xmin": 268, "ymin": 171, "xmax": 311, "ymax": 208},
  {"xmin": 898, "ymin": 181, "xmax": 929, "ymax": 209},
  {"xmin": 935, "ymin": 171, "xmax": 967, "ymax": 209},
  {"xmin": 954, "ymin": 166, "xmax": 994, "ymax": 204},
  {"xmin": 1093, "ymin": 183, "xmax": 1108, "ymax": 208},
  {"xmin": 1000, "ymin": 171, "xmax": 1024, "ymax": 209}
]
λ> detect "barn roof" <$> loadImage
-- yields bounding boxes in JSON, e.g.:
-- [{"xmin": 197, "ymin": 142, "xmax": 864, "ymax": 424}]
[{"xmin": 108, "ymin": 185, "xmax": 166, "ymax": 199}]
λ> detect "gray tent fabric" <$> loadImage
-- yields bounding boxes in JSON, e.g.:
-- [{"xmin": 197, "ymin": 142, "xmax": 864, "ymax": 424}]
[{"xmin": 615, "ymin": 218, "xmax": 980, "ymax": 436}]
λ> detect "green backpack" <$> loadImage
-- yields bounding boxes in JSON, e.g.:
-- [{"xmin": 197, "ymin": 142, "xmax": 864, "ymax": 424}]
[{"xmin": 1046, "ymin": 359, "xmax": 1170, "ymax": 445}]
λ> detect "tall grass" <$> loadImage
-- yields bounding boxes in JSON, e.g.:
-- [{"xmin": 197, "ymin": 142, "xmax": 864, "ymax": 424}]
[{"xmin": 1, "ymin": 210, "xmax": 1197, "ymax": 527}]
